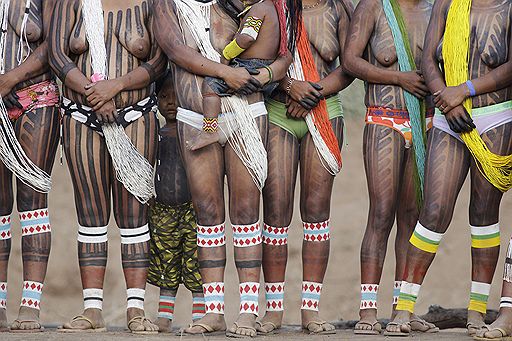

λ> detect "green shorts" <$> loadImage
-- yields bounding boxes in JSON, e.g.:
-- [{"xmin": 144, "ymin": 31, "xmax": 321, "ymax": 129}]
[
  {"xmin": 267, "ymin": 95, "xmax": 344, "ymax": 140},
  {"xmin": 147, "ymin": 201, "xmax": 202, "ymax": 292}
]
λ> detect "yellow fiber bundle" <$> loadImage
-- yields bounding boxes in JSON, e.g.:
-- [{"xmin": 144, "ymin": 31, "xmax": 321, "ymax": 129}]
[{"xmin": 443, "ymin": 0, "xmax": 512, "ymax": 192}]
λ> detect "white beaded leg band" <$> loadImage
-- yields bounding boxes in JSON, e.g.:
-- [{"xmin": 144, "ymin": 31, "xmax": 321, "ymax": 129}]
[
  {"xmin": 83, "ymin": 288, "xmax": 103, "ymax": 310},
  {"xmin": 301, "ymin": 281, "xmax": 322, "ymax": 311},
  {"xmin": 303, "ymin": 220, "xmax": 330, "ymax": 242},
  {"xmin": 78, "ymin": 225, "xmax": 108, "ymax": 243},
  {"xmin": 20, "ymin": 209, "xmax": 50, "ymax": 236},
  {"xmin": 360, "ymin": 284, "xmax": 378, "ymax": 310},
  {"xmin": 21, "ymin": 281, "xmax": 43, "ymax": 310},
  {"xmin": 232, "ymin": 222, "xmax": 262, "ymax": 247},
  {"xmin": 501, "ymin": 297, "xmax": 512, "ymax": 309},
  {"xmin": 0, "ymin": 282, "xmax": 6, "ymax": 309},
  {"xmin": 265, "ymin": 282, "xmax": 284, "ymax": 311},
  {"xmin": 262, "ymin": 224, "xmax": 289, "ymax": 246},
  {"xmin": 239, "ymin": 282, "xmax": 259, "ymax": 316},
  {"xmin": 393, "ymin": 281, "xmax": 401, "ymax": 305},
  {"xmin": 203, "ymin": 282, "xmax": 225, "ymax": 315},
  {"xmin": 197, "ymin": 223, "xmax": 226, "ymax": 248},
  {"xmin": 127, "ymin": 288, "xmax": 145, "ymax": 309},
  {"xmin": 0, "ymin": 215, "xmax": 11, "ymax": 240},
  {"xmin": 120, "ymin": 225, "xmax": 150, "ymax": 244}
]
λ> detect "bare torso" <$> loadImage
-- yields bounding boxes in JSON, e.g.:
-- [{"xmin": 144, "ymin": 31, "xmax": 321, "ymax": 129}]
[
  {"xmin": 436, "ymin": 0, "xmax": 512, "ymax": 108},
  {"xmin": 60, "ymin": 0, "xmax": 158, "ymax": 107},
  {"xmin": 365, "ymin": 0, "xmax": 432, "ymax": 110},
  {"xmin": 6, "ymin": 0, "xmax": 50, "ymax": 89}
]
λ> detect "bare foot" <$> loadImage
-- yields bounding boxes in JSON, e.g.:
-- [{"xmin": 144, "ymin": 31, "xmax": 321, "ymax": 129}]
[
  {"xmin": 10, "ymin": 306, "xmax": 42, "ymax": 331},
  {"xmin": 467, "ymin": 310, "xmax": 485, "ymax": 336},
  {"xmin": 354, "ymin": 309, "xmax": 381, "ymax": 334},
  {"xmin": 184, "ymin": 313, "xmax": 226, "ymax": 334},
  {"xmin": 256, "ymin": 311, "xmax": 282, "ymax": 334},
  {"xmin": 301, "ymin": 310, "xmax": 335, "ymax": 334},
  {"xmin": 384, "ymin": 310, "xmax": 411, "ymax": 336},
  {"xmin": 155, "ymin": 317, "xmax": 172, "ymax": 333},
  {"xmin": 0, "ymin": 308, "xmax": 8, "ymax": 331},
  {"xmin": 476, "ymin": 308, "xmax": 512, "ymax": 340},
  {"xmin": 187, "ymin": 131, "xmax": 220, "ymax": 151},
  {"xmin": 227, "ymin": 313, "xmax": 257, "ymax": 338},
  {"xmin": 60, "ymin": 308, "xmax": 105, "ymax": 331},
  {"xmin": 127, "ymin": 308, "xmax": 158, "ymax": 334}
]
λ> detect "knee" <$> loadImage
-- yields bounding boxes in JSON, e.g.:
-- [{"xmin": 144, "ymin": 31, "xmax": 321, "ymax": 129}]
[
  {"xmin": 300, "ymin": 195, "xmax": 330, "ymax": 223},
  {"xmin": 469, "ymin": 200, "xmax": 499, "ymax": 226},
  {"xmin": 367, "ymin": 202, "xmax": 396, "ymax": 232},
  {"xmin": 420, "ymin": 201, "xmax": 451, "ymax": 232},
  {"xmin": 194, "ymin": 197, "xmax": 224, "ymax": 226},
  {"xmin": 230, "ymin": 196, "xmax": 259, "ymax": 225}
]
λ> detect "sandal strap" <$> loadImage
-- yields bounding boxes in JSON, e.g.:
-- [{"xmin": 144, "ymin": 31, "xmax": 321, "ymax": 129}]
[
  {"xmin": 189, "ymin": 322, "xmax": 215, "ymax": 333},
  {"xmin": 70, "ymin": 315, "xmax": 94, "ymax": 328},
  {"xmin": 128, "ymin": 316, "xmax": 151, "ymax": 328},
  {"xmin": 232, "ymin": 322, "xmax": 256, "ymax": 333}
]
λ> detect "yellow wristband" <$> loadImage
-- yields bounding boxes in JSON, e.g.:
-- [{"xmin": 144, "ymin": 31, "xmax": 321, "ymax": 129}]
[{"xmin": 223, "ymin": 39, "xmax": 245, "ymax": 61}]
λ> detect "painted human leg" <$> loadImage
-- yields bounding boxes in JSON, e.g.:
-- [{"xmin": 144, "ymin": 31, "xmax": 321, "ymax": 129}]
[
  {"xmin": 225, "ymin": 115, "xmax": 268, "ymax": 337},
  {"xmin": 0, "ymin": 162, "xmax": 13, "ymax": 331},
  {"xmin": 466, "ymin": 123, "xmax": 512, "ymax": 340},
  {"xmin": 299, "ymin": 117, "xmax": 343, "ymax": 334},
  {"xmin": 356, "ymin": 124, "xmax": 405, "ymax": 334},
  {"xmin": 112, "ymin": 114, "xmax": 158, "ymax": 334},
  {"xmin": 188, "ymin": 82, "xmax": 222, "ymax": 151},
  {"xmin": 178, "ymin": 121, "xmax": 227, "ymax": 334},
  {"xmin": 258, "ymin": 123, "xmax": 299, "ymax": 334},
  {"xmin": 386, "ymin": 128, "xmax": 470, "ymax": 335},
  {"xmin": 60, "ymin": 116, "xmax": 111, "ymax": 332},
  {"xmin": 11, "ymin": 107, "xmax": 59, "ymax": 332}
]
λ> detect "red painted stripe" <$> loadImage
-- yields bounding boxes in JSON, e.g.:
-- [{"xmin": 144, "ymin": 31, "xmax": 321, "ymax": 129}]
[{"xmin": 159, "ymin": 308, "xmax": 174, "ymax": 314}]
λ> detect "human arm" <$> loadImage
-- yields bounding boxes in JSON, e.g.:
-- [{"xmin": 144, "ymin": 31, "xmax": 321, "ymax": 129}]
[
  {"xmin": 48, "ymin": 0, "xmax": 91, "ymax": 96},
  {"xmin": 342, "ymin": 0, "xmax": 427, "ymax": 98},
  {"xmin": 433, "ymin": 6, "xmax": 512, "ymax": 114},
  {"xmin": 152, "ymin": 0, "xmax": 261, "ymax": 94}
]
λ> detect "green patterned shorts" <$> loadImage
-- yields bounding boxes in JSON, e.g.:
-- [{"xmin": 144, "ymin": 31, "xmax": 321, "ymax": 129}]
[{"xmin": 147, "ymin": 201, "xmax": 202, "ymax": 292}]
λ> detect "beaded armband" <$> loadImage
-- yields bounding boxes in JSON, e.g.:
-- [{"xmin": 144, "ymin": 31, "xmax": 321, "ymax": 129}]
[{"xmin": 203, "ymin": 117, "xmax": 219, "ymax": 133}]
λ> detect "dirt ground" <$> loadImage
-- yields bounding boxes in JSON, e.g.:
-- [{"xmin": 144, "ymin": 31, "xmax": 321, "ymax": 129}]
[{"xmin": 2, "ymin": 80, "xmax": 512, "ymax": 336}]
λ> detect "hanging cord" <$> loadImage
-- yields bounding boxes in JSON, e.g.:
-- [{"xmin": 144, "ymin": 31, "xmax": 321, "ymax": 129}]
[
  {"xmin": 174, "ymin": 0, "xmax": 268, "ymax": 191},
  {"xmin": 81, "ymin": 0, "xmax": 155, "ymax": 203},
  {"xmin": 16, "ymin": 0, "xmax": 31, "ymax": 65},
  {"xmin": 0, "ymin": 0, "xmax": 51, "ymax": 193}
]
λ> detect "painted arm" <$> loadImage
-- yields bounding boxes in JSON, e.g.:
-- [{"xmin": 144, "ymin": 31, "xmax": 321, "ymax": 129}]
[
  {"xmin": 85, "ymin": 13, "xmax": 168, "ymax": 110},
  {"xmin": 153, "ymin": 0, "xmax": 261, "ymax": 94},
  {"xmin": 433, "ymin": 1, "xmax": 512, "ymax": 113},
  {"xmin": 48, "ymin": 0, "xmax": 90, "ymax": 96},
  {"xmin": 317, "ymin": 0, "xmax": 355, "ymax": 96},
  {"xmin": 342, "ymin": 0, "xmax": 427, "ymax": 98},
  {"xmin": 0, "ymin": 0, "xmax": 57, "ymax": 106}
]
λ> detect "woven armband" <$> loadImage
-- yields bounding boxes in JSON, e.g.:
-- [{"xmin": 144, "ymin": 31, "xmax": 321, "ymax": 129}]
[{"xmin": 223, "ymin": 40, "xmax": 246, "ymax": 61}]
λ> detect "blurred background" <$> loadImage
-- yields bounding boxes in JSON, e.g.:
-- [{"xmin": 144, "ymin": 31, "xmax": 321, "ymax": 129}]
[{"xmin": 4, "ymin": 79, "xmax": 512, "ymax": 328}]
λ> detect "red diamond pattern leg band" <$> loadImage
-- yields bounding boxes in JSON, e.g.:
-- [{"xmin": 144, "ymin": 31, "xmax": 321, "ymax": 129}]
[{"xmin": 303, "ymin": 220, "xmax": 330, "ymax": 242}]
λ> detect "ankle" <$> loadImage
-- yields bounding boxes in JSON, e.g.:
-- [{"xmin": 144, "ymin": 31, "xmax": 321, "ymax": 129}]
[{"xmin": 359, "ymin": 308, "xmax": 377, "ymax": 320}]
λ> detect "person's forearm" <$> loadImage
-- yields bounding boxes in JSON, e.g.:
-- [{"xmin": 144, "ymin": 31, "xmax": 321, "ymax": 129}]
[
  {"xmin": 469, "ymin": 62, "xmax": 512, "ymax": 96},
  {"xmin": 422, "ymin": 55, "xmax": 446, "ymax": 94},
  {"xmin": 115, "ymin": 53, "xmax": 167, "ymax": 92},
  {"xmin": 317, "ymin": 67, "xmax": 354, "ymax": 97},
  {"xmin": 7, "ymin": 42, "xmax": 49, "ymax": 86},
  {"xmin": 343, "ymin": 55, "xmax": 400, "ymax": 85}
]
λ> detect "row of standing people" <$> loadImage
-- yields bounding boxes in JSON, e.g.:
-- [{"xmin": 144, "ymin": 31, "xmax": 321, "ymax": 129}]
[{"xmin": 0, "ymin": 0, "xmax": 511, "ymax": 340}]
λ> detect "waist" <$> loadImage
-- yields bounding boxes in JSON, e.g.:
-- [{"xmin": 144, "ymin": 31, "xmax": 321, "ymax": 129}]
[
  {"xmin": 434, "ymin": 100, "xmax": 512, "ymax": 117},
  {"xmin": 8, "ymin": 80, "xmax": 60, "ymax": 121},
  {"xmin": 367, "ymin": 106, "xmax": 435, "ymax": 119},
  {"xmin": 266, "ymin": 95, "xmax": 344, "ymax": 117},
  {"xmin": 177, "ymin": 101, "xmax": 267, "ymax": 119}
]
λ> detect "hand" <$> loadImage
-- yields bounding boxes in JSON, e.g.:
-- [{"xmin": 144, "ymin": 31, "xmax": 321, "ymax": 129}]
[
  {"xmin": 85, "ymin": 79, "xmax": 123, "ymax": 111},
  {"xmin": 95, "ymin": 99, "xmax": 118, "ymax": 125},
  {"xmin": 252, "ymin": 67, "xmax": 271, "ymax": 87},
  {"xmin": 444, "ymin": 104, "xmax": 475, "ymax": 133},
  {"xmin": 286, "ymin": 99, "xmax": 309, "ymax": 119},
  {"xmin": 0, "ymin": 73, "xmax": 16, "ymax": 98},
  {"xmin": 288, "ymin": 80, "xmax": 323, "ymax": 110},
  {"xmin": 397, "ymin": 70, "xmax": 429, "ymax": 98},
  {"xmin": 433, "ymin": 84, "xmax": 468, "ymax": 114},
  {"xmin": 3, "ymin": 91, "xmax": 22, "ymax": 109},
  {"xmin": 222, "ymin": 66, "xmax": 261, "ymax": 96}
]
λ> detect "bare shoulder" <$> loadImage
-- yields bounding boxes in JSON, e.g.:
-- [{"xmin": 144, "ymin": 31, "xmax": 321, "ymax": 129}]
[
  {"xmin": 353, "ymin": 0, "xmax": 380, "ymax": 20},
  {"xmin": 249, "ymin": 0, "xmax": 275, "ymax": 16}
]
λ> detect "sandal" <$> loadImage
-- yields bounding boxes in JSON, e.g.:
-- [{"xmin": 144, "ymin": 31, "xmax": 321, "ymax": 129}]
[
  {"xmin": 302, "ymin": 320, "xmax": 336, "ymax": 335},
  {"xmin": 410, "ymin": 317, "xmax": 439, "ymax": 333},
  {"xmin": 256, "ymin": 321, "xmax": 279, "ymax": 335},
  {"xmin": 10, "ymin": 319, "xmax": 44, "ymax": 333},
  {"xmin": 181, "ymin": 322, "xmax": 226, "ymax": 336},
  {"xmin": 468, "ymin": 321, "xmax": 486, "ymax": 336},
  {"xmin": 226, "ymin": 322, "xmax": 257, "ymax": 338},
  {"xmin": 354, "ymin": 320, "xmax": 382, "ymax": 335},
  {"xmin": 474, "ymin": 325, "xmax": 512, "ymax": 340},
  {"xmin": 58, "ymin": 315, "xmax": 106, "ymax": 333},
  {"xmin": 127, "ymin": 316, "xmax": 158, "ymax": 335},
  {"xmin": 383, "ymin": 321, "xmax": 411, "ymax": 337}
]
